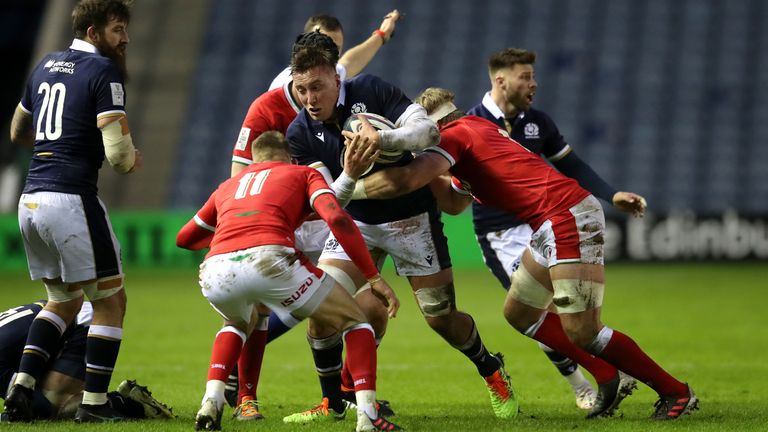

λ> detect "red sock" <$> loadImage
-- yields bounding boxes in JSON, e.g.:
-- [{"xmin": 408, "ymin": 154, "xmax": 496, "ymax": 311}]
[
  {"xmin": 238, "ymin": 327, "xmax": 267, "ymax": 403},
  {"xmin": 207, "ymin": 327, "xmax": 245, "ymax": 382},
  {"xmin": 340, "ymin": 357, "xmax": 354, "ymax": 392},
  {"xmin": 532, "ymin": 312, "xmax": 617, "ymax": 384},
  {"xmin": 598, "ymin": 329, "xmax": 688, "ymax": 396},
  {"xmin": 343, "ymin": 325, "xmax": 376, "ymax": 391}
]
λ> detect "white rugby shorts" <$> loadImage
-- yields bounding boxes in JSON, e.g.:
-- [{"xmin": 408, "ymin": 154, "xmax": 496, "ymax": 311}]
[
  {"xmin": 199, "ymin": 245, "xmax": 335, "ymax": 323},
  {"xmin": 18, "ymin": 192, "xmax": 122, "ymax": 282},
  {"xmin": 529, "ymin": 195, "xmax": 605, "ymax": 268},
  {"xmin": 319, "ymin": 210, "xmax": 451, "ymax": 276},
  {"xmin": 294, "ymin": 219, "xmax": 330, "ymax": 265}
]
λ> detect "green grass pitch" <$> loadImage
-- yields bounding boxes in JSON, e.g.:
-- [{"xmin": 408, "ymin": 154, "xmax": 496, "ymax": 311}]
[{"xmin": 1, "ymin": 262, "xmax": 766, "ymax": 431}]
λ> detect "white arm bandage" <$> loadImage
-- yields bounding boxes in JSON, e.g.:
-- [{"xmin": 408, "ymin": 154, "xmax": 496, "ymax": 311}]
[
  {"xmin": 331, "ymin": 172, "xmax": 356, "ymax": 207},
  {"xmin": 378, "ymin": 103, "xmax": 440, "ymax": 152},
  {"xmin": 101, "ymin": 119, "xmax": 136, "ymax": 174}
]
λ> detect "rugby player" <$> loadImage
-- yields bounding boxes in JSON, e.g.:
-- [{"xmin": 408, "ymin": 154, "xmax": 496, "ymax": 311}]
[
  {"xmin": 466, "ymin": 48, "xmax": 646, "ymax": 410},
  {"xmin": 348, "ymin": 87, "xmax": 698, "ymax": 421},
  {"xmin": 0, "ymin": 301, "xmax": 173, "ymax": 421},
  {"xmin": 6, "ymin": 0, "xmax": 140, "ymax": 422},
  {"xmin": 282, "ymin": 44, "xmax": 518, "ymax": 422},
  {"xmin": 176, "ymin": 131, "xmax": 402, "ymax": 432}
]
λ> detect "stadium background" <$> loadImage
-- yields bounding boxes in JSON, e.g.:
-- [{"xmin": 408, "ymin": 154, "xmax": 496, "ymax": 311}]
[{"xmin": 2, "ymin": 0, "xmax": 768, "ymax": 268}]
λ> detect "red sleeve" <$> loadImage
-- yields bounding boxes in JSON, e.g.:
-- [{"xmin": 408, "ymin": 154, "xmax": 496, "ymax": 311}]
[
  {"xmin": 176, "ymin": 192, "xmax": 217, "ymax": 250},
  {"xmin": 305, "ymin": 169, "xmax": 334, "ymax": 209},
  {"xmin": 232, "ymin": 100, "xmax": 269, "ymax": 165},
  {"xmin": 312, "ymin": 193, "xmax": 378, "ymax": 279}
]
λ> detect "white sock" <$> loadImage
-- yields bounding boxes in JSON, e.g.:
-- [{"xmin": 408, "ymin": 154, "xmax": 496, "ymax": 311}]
[
  {"xmin": 355, "ymin": 389, "xmax": 377, "ymax": 418},
  {"xmin": 82, "ymin": 390, "xmax": 108, "ymax": 405},
  {"xmin": 203, "ymin": 380, "xmax": 226, "ymax": 408},
  {"xmin": 565, "ymin": 368, "xmax": 591, "ymax": 389},
  {"xmin": 14, "ymin": 372, "xmax": 35, "ymax": 390}
]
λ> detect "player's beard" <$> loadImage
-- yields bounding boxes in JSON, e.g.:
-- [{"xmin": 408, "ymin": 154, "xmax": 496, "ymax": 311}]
[{"xmin": 97, "ymin": 40, "xmax": 129, "ymax": 81}]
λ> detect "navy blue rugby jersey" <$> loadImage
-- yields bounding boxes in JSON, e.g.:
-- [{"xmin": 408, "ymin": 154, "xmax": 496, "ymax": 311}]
[
  {"xmin": 20, "ymin": 39, "xmax": 126, "ymax": 195},
  {"xmin": 467, "ymin": 93, "xmax": 571, "ymax": 235},
  {"xmin": 287, "ymin": 74, "xmax": 436, "ymax": 225}
]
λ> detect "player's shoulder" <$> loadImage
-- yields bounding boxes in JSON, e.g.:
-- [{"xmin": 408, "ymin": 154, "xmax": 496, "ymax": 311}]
[
  {"xmin": 347, "ymin": 73, "xmax": 388, "ymax": 89},
  {"xmin": 524, "ymin": 107, "xmax": 557, "ymax": 126},
  {"xmin": 466, "ymin": 102, "xmax": 486, "ymax": 117}
]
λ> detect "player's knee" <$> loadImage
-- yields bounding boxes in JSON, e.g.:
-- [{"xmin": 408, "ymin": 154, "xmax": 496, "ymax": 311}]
[
  {"xmin": 354, "ymin": 292, "xmax": 388, "ymax": 338},
  {"xmin": 560, "ymin": 319, "xmax": 600, "ymax": 349},
  {"xmin": 414, "ymin": 283, "xmax": 456, "ymax": 319},
  {"xmin": 86, "ymin": 276, "xmax": 127, "ymax": 320}
]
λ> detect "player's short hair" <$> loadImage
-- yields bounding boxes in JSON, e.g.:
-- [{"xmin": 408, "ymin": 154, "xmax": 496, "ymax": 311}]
[
  {"xmin": 303, "ymin": 15, "xmax": 343, "ymax": 33},
  {"xmin": 488, "ymin": 48, "xmax": 536, "ymax": 74},
  {"xmin": 292, "ymin": 31, "xmax": 340, "ymax": 65},
  {"xmin": 415, "ymin": 87, "xmax": 465, "ymax": 125},
  {"xmin": 290, "ymin": 40, "xmax": 338, "ymax": 76},
  {"xmin": 72, "ymin": 0, "xmax": 132, "ymax": 39},
  {"xmin": 251, "ymin": 131, "xmax": 290, "ymax": 162}
]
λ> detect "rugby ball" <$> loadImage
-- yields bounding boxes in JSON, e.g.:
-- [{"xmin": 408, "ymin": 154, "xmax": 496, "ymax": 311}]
[{"xmin": 342, "ymin": 112, "xmax": 404, "ymax": 164}]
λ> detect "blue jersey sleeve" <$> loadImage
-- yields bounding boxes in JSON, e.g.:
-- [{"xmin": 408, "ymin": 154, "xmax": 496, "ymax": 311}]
[
  {"xmin": 92, "ymin": 60, "xmax": 126, "ymax": 118},
  {"xmin": 538, "ymin": 111, "xmax": 571, "ymax": 161}
]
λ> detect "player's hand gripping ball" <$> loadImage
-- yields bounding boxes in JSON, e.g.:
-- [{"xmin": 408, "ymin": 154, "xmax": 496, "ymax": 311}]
[{"xmin": 342, "ymin": 112, "xmax": 404, "ymax": 165}]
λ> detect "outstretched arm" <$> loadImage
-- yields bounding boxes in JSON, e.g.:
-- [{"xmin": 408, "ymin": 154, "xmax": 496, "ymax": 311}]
[
  {"xmin": 553, "ymin": 151, "xmax": 646, "ymax": 216},
  {"xmin": 338, "ymin": 10, "xmax": 401, "ymax": 78}
]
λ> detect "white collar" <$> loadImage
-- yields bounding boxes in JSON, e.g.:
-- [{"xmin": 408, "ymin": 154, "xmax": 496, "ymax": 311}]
[
  {"xmin": 337, "ymin": 80, "xmax": 347, "ymax": 107},
  {"xmin": 482, "ymin": 92, "xmax": 506, "ymax": 120},
  {"xmin": 70, "ymin": 38, "xmax": 99, "ymax": 54}
]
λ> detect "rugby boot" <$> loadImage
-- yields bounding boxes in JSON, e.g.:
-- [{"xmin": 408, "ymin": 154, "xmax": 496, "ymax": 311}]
[
  {"xmin": 484, "ymin": 353, "xmax": 519, "ymax": 418},
  {"xmin": 585, "ymin": 371, "xmax": 637, "ymax": 419},
  {"xmin": 651, "ymin": 385, "xmax": 699, "ymax": 420}
]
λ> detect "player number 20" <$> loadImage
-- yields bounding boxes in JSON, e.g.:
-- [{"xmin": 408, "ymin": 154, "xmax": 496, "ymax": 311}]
[
  {"xmin": 35, "ymin": 82, "xmax": 66, "ymax": 141},
  {"xmin": 235, "ymin": 169, "xmax": 271, "ymax": 199}
]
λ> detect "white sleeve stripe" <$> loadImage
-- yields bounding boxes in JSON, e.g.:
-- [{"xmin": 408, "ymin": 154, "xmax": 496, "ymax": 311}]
[
  {"xmin": 308, "ymin": 161, "xmax": 326, "ymax": 169},
  {"xmin": 548, "ymin": 145, "xmax": 572, "ymax": 162},
  {"xmin": 194, "ymin": 215, "xmax": 216, "ymax": 232},
  {"xmin": 96, "ymin": 109, "xmax": 127, "ymax": 119},
  {"xmin": 309, "ymin": 188, "xmax": 335, "ymax": 208},
  {"xmin": 232, "ymin": 156, "xmax": 252, "ymax": 165},
  {"xmin": 18, "ymin": 102, "xmax": 31, "ymax": 114},
  {"xmin": 424, "ymin": 147, "xmax": 456, "ymax": 166}
]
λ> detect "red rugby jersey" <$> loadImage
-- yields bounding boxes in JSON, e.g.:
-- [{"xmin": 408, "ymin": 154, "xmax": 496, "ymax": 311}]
[{"xmin": 427, "ymin": 116, "xmax": 591, "ymax": 230}]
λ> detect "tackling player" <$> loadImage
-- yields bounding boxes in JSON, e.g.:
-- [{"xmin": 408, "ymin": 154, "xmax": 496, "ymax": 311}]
[
  {"xmin": 5, "ymin": 0, "xmax": 141, "ymax": 422},
  {"xmin": 348, "ymin": 87, "xmax": 698, "ymax": 421},
  {"xmin": 176, "ymin": 131, "xmax": 402, "ymax": 432},
  {"xmin": 283, "ymin": 44, "xmax": 518, "ymax": 422},
  {"xmin": 467, "ymin": 48, "xmax": 647, "ymax": 409}
]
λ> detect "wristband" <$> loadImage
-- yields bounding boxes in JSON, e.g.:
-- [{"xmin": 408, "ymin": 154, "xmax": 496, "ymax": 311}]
[
  {"xmin": 367, "ymin": 274, "xmax": 382, "ymax": 285},
  {"xmin": 373, "ymin": 29, "xmax": 387, "ymax": 43},
  {"xmin": 351, "ymin": 179, "xmax": 368, "ymax": 200}
]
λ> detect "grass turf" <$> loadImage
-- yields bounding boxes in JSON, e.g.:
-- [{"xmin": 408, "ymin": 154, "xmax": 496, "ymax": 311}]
[{"xmin": 1, "ymin": 262, "xmax": 766, "ymax": 431}]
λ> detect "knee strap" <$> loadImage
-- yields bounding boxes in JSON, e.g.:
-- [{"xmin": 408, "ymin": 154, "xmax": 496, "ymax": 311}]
[
  {"xmin": 414, "ymin": 284, "xmax": 455, "ymax": 317},
  {"xmin": 44, "ymin": 282, "xmax": 83, "ymax": 303},
  {"xmin": 552, "ymin": 279, "xmax": 604, "ymax": 314},
  {"xmin": 318, "ymin": 264, "xmax": 358, "ymax": 296},
  {"xmin": 507, "ymin": 265, "xmax": 553, "ymax": 310},
  {"xmin": 81, "ymin": 275, "xmax": 124, "ymax": 301}
]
